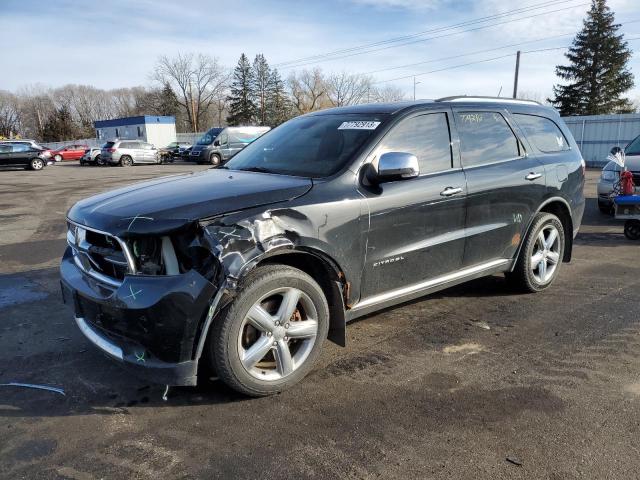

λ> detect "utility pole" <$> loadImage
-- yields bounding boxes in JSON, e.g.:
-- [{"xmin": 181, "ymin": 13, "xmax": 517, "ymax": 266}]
[
  {"xmin": 512, "ymin": 50, "xmax": 521, "ymax": 99},
  {"xmin": 413, "ymin": 76, "xmax": 421, "ymax": 100}
]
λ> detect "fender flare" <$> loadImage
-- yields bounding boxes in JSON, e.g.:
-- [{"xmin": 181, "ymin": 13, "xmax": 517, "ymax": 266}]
[
  {"xmin": 510, "ymin": 196, "xmax": 573, "ymax": 271},
  {"xmin": 192, "ymin": 246, "xmax": 349, "ymax": 362}
]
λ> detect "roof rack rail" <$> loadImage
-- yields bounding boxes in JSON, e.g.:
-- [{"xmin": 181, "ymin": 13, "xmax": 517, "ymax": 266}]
[{"xmin": 436, "ymin": 95, "xmax": 541, "ymax": 106}]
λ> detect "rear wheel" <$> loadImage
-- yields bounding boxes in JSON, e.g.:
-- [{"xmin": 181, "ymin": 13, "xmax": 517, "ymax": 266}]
[
  {"xmin": 210, "ymin": 265, "xmax": 329, "ymax": 396},
  {"xmin": 119, "ymin": 155, "xmax": 132, "ymax": 167},
  {"xmin": 54, "ymin": 154, "xmax": 62, "ymax": 162},
  {"xmin": 96, "ymin": 155, "xmax": 104, "ymax": 166},
  {"xmin": 624, "ymin": 220, "xmax": 640, "ymax": 240},
  {"xmin": 506, "ymin": 212, "xmax": 565, "ymax": 292},
  {"xmin": 30, "ymin": 158, "xmax": 45, "ymax": 171}
]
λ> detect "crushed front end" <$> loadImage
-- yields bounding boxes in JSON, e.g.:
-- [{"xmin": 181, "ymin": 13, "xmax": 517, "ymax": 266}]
[{"xmin": 59, "ymin": 221, "xmax": 219, "ymax": 386}]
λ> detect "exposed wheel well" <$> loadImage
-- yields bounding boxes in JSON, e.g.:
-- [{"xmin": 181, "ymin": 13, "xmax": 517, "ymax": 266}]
[
  {"xmin": 257, "ymin": 250, "xmax": 347, "ymax": 346},
  {"xmin": 540, "ymin": 201, "xmax": 573, "ymax": 262}
]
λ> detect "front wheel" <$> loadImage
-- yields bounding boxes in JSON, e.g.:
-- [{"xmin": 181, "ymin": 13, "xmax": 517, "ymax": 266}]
[
  {"xmin": 598, "ymin": 201, "xmax": 614, "ymax": 216},
  {"xmin": 506, "ymin": 212, "xmax": 565, "ymax": 292},
  {"xmin": 210, "ymin": 265, "xmax": 329, "ymax": 396},
  {"xmin": 119, "ymin": 156, "xmax": 132, "ymax": 167},
  {"xmin": 209, "ymin": 153, "xmax": 221, "ymax": 166},
  {"xmin": 30, "ymin": 158, "xmax": 45, "ymax": 171}
]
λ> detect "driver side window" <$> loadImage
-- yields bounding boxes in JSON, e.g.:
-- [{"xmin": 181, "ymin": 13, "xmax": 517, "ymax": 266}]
[{"xmin": 373, "ymin": 113, "xmax": 453, "ymax": 175}]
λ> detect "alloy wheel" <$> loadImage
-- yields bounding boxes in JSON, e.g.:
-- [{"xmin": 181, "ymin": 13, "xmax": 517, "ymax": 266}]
[
  {"xmin": 531, "ymin": 224, "xmax": 560, "ymax": 284},
  {"xmin": 238, "ymin": 287, "xmax": 318, "ymax": 381}
]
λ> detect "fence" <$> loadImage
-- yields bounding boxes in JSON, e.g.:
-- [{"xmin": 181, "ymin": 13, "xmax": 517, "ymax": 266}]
[
  {"xmin": 562, "ymin": 113, "xmax": 640, "ymax": 167},
  {"xmin": 40, "ymin": 132, "xmax": 207, "ymax": 150}
]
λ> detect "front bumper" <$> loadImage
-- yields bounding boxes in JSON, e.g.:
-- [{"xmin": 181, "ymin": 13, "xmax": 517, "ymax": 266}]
[{"xmin": 60, "ymin": 247, "xmax": 217, "ymax": 386}]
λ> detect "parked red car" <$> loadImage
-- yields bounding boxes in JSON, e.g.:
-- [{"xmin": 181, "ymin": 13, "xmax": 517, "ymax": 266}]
[{"xmin": 52, "ymin": 144, "xmax": 88, "ymax": 162}]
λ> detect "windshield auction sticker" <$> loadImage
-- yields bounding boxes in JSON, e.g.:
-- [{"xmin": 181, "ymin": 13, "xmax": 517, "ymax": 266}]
[{"xmin": 338, "ymin": 121, "xmax": 381, "ymax": 130}]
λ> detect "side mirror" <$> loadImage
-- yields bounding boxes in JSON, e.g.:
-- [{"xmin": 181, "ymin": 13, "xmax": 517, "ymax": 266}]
[
  {"xmin": 213, "ymin": 139, "xmax": 220, "ymax": 147},
  {"xmin": 372, "ymin": 152, "xmax": 419, "ymax": 183},
  {"xmin": 611, "ymin": 146, "xmax": 624, "ymax": 156}
]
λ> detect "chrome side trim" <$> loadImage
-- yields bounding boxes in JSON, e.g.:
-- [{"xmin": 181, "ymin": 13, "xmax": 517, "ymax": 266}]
[
  {"xmin": 352, "ymin": 258, "xmax": 510, "ymax": 312},
  {"xmin": 75, "ymin": 316, "xmax": 124, "ymax": 360}
]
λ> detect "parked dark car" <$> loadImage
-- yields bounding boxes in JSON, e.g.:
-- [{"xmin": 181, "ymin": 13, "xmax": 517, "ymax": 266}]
[
  {"xmin": 60, "ymin": 97, "xmax": 585, "ymax": 396},
  {"xmin": 189, "ymin": 127, "xmax": 269, "ymax": 165},
  {"xmin": 159, "ymin": 141, "xmax": 191, "ymax": 162},
  {"xmin": 180, "ymin": 146, "xmax": 192, "ymax": 160},
  {"xmin": 1, "ymin": 140, "xmax": 54, "ymax": 161},
  {"xmin": 0, "ymin": 143, "xmax": 50, "ymax": 170}
]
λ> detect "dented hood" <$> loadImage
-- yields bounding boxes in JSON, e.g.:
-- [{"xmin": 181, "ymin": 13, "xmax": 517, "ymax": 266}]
[{"xmin": 67, "ymin": 169, "xmax": 313, "ymax": 237}]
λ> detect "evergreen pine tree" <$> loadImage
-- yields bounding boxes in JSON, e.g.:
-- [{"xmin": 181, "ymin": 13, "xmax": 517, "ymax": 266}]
[
  {"xmin": 252, "ymin": 54, "xmax": 272, "ymax": 126},
  {"xmin": 266, "ymin": 68, "xmax": 291, "ymax": 126},
  {"xmin": 227, "ymin": 54, "xmax": 256, "ymax": 125},
  {"xmin": 158, "ymin": 83, "xmax": 180, "ymax": 118},
  {"xmin": 42, "ymin": 105, "xmax": 76, "ymax": 142},
  {"xmin": 550, "ymin": 0, "xmax": 634, "ymax": 115}
]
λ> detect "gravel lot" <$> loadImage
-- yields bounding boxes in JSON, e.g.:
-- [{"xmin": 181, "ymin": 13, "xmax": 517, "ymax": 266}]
[{"xmin": 0, "ymin": 163, "xmax": 638, "ymax": 479}]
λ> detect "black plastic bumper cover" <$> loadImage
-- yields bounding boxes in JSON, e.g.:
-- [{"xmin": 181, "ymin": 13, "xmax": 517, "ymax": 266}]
[{"xmin": 60, "ymin": 247, "xmax": 217, "ymax": 386}]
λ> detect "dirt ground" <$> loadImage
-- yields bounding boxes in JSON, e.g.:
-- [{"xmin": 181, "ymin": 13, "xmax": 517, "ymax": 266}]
[{"xmin": 0, "ymin": 163, "xmax": 638, "ymax": 479}]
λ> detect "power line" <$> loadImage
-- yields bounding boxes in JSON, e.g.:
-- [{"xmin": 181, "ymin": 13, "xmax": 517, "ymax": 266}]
[
  {"xmin": 276, "ymin": 0, "xmax": 589, "ymax": 69},
  {"xmin": 275, "ymin": 0, "xmax": 582, "ymax": 67},
  {"xmin": 362, "ymin": 19, "xmax": 640, "ymax": 77},
  {"xmin": 372, "ymin": 36, "xmax": 640, "ymax": 84}
]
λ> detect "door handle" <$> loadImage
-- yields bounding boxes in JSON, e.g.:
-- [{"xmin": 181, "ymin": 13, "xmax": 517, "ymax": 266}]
[
  {"xmin": 525, "ymin": 172, "xmax": 542, "ymax": 181},
  {"xmin": 440, "ymin": 187, "xmax": 463, "ymax": 197}
]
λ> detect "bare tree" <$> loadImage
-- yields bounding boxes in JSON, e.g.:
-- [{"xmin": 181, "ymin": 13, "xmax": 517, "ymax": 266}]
[
  {"xmin": 371, "ymin": 85, "xmax": 406, "ymax": 103},
  {"xmin": 288, "ymin": 68, "xmax": 329, "ymax": 114},
  {"xmin": 0, "ymin": 90, "xmax": 21, "ymax": 138},
  {"xmin": 16, "ymin": 84, "xmax": 56, "ymax": 139},
  {"xmin": 326, "ymin": 72, "xmax": 373, "ymax": 107},
  {"xmin": 154, "ymin": 53, "xmax": 229, "ymax": 132}
]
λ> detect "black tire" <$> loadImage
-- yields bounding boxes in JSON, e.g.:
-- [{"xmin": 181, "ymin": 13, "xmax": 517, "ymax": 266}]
[
  {"xmin": 598, "ymin": 201, "xmax": 614, "ymax": 216},
  {"xmin": 79, "ymin": 160, "xmax": 85, "ymax": 166},
  {"xmin": 96, "ymin": 155, "xmax": 104, "ymax": 166},
  {"xmin": 506, "ymin": 212, "xmax": 565, "ymax": 293},
  {"xmin": 209, "ymin": 264, "xmax": 329, "ymax": 396},
  {"xmin": 30, "ymin": 157, "xmax": 45, "ymax": 171},
  {"xmin": 209, "ymin": 153, "xmax": 221, "ymax": 166},
  {"xmin": 119, "ymin": 155, "xmax": 132, "ymax": 167},
  {"xmin": 624, "ymin": 220, "xmax": 640, "ymax": 240}
]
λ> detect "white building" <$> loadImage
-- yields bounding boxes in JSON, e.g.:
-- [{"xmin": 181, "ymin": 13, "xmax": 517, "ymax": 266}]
[{"xmin": 94, "ymin": 115, "xmax": 177, "ymax": 148}]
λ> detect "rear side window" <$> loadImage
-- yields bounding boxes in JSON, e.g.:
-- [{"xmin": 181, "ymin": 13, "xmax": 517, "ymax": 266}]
[
  {"xmin": 513, "ymin": 114, "xmax": 569, "ymax": 153},
  {"xmin": 12, "ymin": 144, "xmax": 30, "ymax": 153},
  {"xmin": 0, "ymin": 145, "xmax": 11, "ymax": 153},
  {"xmin": 103, "ymin": 142, "xmax": 115, "ymax": 149},
  {"xmin": 456, "ymin": 111, "xmax": 522, "ymax": 167},
  {"xmin": 375, "ymin": 112, "xmax": 452, "ymax": 174}
]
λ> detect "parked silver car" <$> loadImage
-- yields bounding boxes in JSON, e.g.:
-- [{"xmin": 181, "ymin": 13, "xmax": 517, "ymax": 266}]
[
  {"xmin": 80, "ymin": 147, "xmax": 104, "ymax": 166},
  {"xmin": 597, "ymin": 136, "xmax": 640, "ymax": 214},
  {"xmin": 101, "ymin": 140, "xmax": 160, "ymax": 166}
]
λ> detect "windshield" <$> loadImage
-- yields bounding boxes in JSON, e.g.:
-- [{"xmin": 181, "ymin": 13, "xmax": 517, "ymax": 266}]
[
  {"xmin": 626, "ymin": 135, "xmax": 640, "ymax": 155},
  {"xmin": 225, "ymin": 114, "xmax": 388, "ymax": 178},
  {"xmin": 197, "ymin": 128, "xmax": 223, "ymax": 145}
]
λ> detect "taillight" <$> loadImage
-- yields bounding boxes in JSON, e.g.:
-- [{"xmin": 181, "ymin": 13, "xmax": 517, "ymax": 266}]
[{"xmin": 107, "ymin": 148, "xmax": 116, "ymax": 153}]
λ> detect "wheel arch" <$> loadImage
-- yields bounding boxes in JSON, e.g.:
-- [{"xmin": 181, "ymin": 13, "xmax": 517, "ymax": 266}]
[
  {"xmin": 251, "ymin": 248, "xmax": 348, "ymax": 347},
  {"xmin": 511, "ymin": 197, "xmax": 574, "ymax": 271}
]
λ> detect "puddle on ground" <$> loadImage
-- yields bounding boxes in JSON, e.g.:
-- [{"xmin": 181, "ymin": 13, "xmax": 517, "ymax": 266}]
[{"xmin": 0, "ymin": 276, "xmax": 48, "ymax": 309}]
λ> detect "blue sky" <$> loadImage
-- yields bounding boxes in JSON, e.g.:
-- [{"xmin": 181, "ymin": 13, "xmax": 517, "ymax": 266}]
[{"xmin": 2, "ymin": 0, "xmax": 638, "ymax": 101}]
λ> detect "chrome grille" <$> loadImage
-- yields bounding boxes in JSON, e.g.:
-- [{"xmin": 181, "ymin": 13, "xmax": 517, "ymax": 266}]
[{"xmin": 67, "ymin": 222, "xmax": 135, "ymax": 286}]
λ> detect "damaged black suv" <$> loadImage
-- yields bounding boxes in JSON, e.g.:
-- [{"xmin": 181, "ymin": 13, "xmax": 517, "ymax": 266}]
[{"xmin": 60, "ymin": 97, "xmax": 585, "ymax": 396}]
